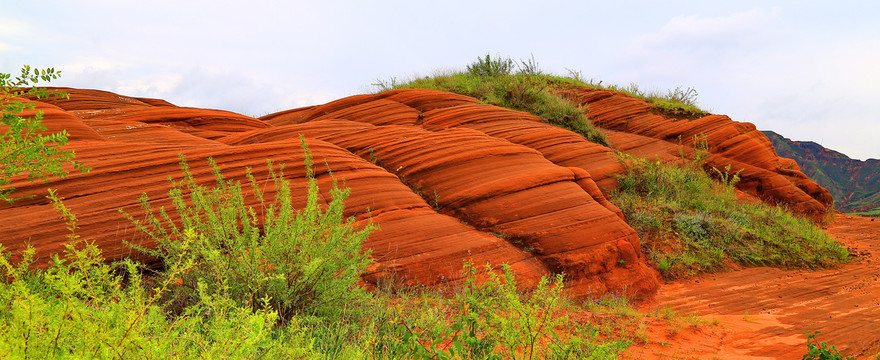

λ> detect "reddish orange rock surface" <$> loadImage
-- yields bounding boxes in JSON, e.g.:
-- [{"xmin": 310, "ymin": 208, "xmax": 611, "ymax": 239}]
[
  {"xmin": 560, "ymin": 88, "xmax": 833, "ymax": 219},
  {"xmin": 0, "ymin": 85, "xmax": 835, "ymax": 300},
  {"xmin": 1, "ymin": 87, "xmax": 662, "ymax": 298}
]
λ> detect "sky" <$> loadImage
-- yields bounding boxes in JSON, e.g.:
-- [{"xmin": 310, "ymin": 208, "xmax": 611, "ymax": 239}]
[{"xmin": 2, "ymin": 1, "xmax": 878, "ymax": 160}]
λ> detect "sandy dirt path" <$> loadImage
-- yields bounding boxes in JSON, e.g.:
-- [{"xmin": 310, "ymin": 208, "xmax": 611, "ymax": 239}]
[{"xmin": 624, "ymin": 214, "xmax": 880, "ymax": 359}]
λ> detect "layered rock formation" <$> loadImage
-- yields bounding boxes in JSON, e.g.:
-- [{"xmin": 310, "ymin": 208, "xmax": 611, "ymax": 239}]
[
  {"xmin": 559, "ymin": 88, "xmax": 833, "ymax": 219},
  {"xmin": 1, "ymin": 87, "xmax": 660, "ymax": 298},
  {"xmin": 0, "ymin": 85, "xmax": 835, "ymax": 299}
]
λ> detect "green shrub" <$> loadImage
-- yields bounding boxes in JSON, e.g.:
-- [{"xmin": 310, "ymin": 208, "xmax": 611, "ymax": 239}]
[
  {"xmin": 1, "ymin": 65, "xmax": 89, "ymax": 203},
  {"xmin": 387, "ymin": 261, "xmax": 627, "ymax": 360},
  {"xmin": 611, "ymin": 154, "xmax": 849, "ymax": 278},
  {"xmin": 802, "ymin": 331, "xmax": 855, "ymax": 360},
  {"xmin": 0, "ymin": 191, "xmax": 316, "ymax": 359},
  {"xmin": 123, "ymin": 137, "xmax": 375, "ymax": 322}
]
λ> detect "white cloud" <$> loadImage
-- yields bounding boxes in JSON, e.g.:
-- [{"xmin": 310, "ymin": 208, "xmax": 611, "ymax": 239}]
[
  {"xmin": 3, "ymin": 2, "xmax": 877, "ymax": 159},
  {"xmin": 607, "ymin": 8, "xmax": 879, "ymax": 160},
  {"xmin": 627, "ymin": 9, "xmax": 779, "ymax": 55},
  {"xmin": 0, "ymin": 18, "xmax": 29, "ymax": 36},
  {"xmin": 712, "ymin": 36, "xmax": 880, "ymax": 160},
  {"xmin": 0, "ymin": 17, "xmax": 30, "ymax": 56}
]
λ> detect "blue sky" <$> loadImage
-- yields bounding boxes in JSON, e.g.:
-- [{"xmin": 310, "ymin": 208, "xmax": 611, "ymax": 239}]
[{"xmin": 2, "ymin": 1, "xmax": 878, "ymax": 160}]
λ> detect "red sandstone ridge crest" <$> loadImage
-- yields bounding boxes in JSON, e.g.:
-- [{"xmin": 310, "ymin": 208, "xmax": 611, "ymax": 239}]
[
  {"xmin": 557, "ymin": 88, "xmax": 832, "ymax": 220},
  {"xmin": 0, "ymin": 86, "xmax": 833, "ymax": 299}
]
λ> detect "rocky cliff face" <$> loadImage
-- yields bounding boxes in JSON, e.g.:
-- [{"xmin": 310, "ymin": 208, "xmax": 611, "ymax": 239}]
[
  {"xmin": 763, "ymin": 130, "xmax": 880, "ymax": 214},
  {"xmin": 0, "ymin": 86, "xmax": 835, "ymax": 299}
]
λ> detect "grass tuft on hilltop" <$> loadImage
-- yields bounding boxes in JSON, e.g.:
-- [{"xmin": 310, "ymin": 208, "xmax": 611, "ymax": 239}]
[{"xmin": 375, "ymin": 54, "xmax": 711, "ymax": 147}]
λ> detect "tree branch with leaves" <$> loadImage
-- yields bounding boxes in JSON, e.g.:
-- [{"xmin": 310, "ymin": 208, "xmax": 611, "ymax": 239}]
[{"xmin": 1, "ymin": 65, "xmax": 89, "ymax": 203}]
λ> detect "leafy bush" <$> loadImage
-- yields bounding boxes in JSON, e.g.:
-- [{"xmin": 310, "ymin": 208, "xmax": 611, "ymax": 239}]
[
  {"xmin": 0, "ymin": 192, "xmax": 315, "ymax": 359},
  {"xmin": 123, "ymin": 137, "xmax": 375, "ymax": 322},
  {"xmin": 387, "ymin": 261, "xmax": 627, "ymax": 360},
  {"xmin": 1, "ymin": 65, "xmax": 89, "ymax": 203},
  {"xmin": 801, "ymin": 331, "xmax": 855, "ymax": 360},
  {"xmin": 611, "ymin": 153, "xmax": 849, "ymax": 278}
]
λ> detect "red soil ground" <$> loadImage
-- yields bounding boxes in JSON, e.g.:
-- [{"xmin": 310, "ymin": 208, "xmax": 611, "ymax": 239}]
[{"xmin": 625, "ymin": 214, "xmax": 880, "ymax": 359}]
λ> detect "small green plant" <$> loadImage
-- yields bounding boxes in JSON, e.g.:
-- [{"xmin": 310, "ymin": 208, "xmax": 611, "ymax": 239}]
[
  {"xmin": 432, "ymin": 189, "xmax": 441, "ymax": 211},
  {"xmin": 665, "ymin": 86, "xmax": 700, "ymax": 107},
  {"xmin": 1, "ymin": 65, "xmax": 89, "ymax": 203},
  {"xmin": 801, "ymin": 331, "xmax": 854, "ymax": 360},
  {"xmin": 517, "ymin": 54, "xmax": 544, "ymax": 76},
  {"xmin": 711, "ymin": 164, "xmax": 743, "ymax": 187},
  {"xmin": 742, "ymin": 311, "xmax": 757, "ymax": 323},
  {"xmin": 369, "ymin": 147, "xmax": 380, "ymax": 164},
  {"xmin": 467, "ymin": 54, "xmax": 516, "ymax": 77},
  {"xmin": 564, "ymin": 68, "xmax": 585, "ymax": 83}
]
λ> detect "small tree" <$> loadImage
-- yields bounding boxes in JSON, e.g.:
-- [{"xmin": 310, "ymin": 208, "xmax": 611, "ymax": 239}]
[{"xmin": 0, "ymin": 65, "xmax": 89, "ymax": 203}]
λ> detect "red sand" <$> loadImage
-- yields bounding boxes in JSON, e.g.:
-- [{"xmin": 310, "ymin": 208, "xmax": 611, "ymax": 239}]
[{"xmin": 626, "ymin": 214, "xmax": 880, "ymax": 359}]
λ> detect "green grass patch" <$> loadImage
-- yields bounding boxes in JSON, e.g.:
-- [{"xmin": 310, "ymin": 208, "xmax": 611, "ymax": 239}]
[
  {"xmin": 598, "ymin": 82, "xmax": 709, "ymax": 119},
  {"xmin": 560, "ymin": 67, "xmax": 710, "ymax": 119},
  {"xmin": 380, "ymin": 67, "xmax": 609, "ymax": 146},
  {"xmin": 376, "ymin": 54, "xmax": 711, "ymax": 145},
  {"xmin": 610, "ymin": 154, "xmax": 849, "ymax": 279}
]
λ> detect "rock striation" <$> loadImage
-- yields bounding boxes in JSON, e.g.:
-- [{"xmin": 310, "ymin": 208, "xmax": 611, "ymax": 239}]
[
  {"xmin": 558, "ymin": 88, "xmax": 833, "ymax": 219},
  {"xmin": 0, "ymin": 85, "xmax": 836, "ymax": 298}
]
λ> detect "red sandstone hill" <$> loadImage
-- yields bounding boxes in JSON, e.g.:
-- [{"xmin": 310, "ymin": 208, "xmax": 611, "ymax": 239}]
[{"xmin": 0, "ymin": 87, "xmax": 832, "ymax": 299}]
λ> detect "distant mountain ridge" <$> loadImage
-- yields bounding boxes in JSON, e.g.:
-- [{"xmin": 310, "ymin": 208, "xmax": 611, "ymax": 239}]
[{"xmin": 762, "ymin": 130, "xmax": 880, "ymax": 214}]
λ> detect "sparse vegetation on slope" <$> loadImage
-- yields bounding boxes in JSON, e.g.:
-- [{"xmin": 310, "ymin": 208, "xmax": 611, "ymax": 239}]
[
  {"xmin": 376, "ymin": 55, "xmax": 710, "ymax": 147},
  {"xmin": 1, "ymin": 142, "xmax": 655, "ymax": 359},
  {"xmin": 376, "ymin": 54, "xmax": 608, "ymax": 145},
  {"xmin": 579, "ymin": 79, "xmax": 710, "ymax": 119},
  {"xmin": 610, "ymin": 152, "xmax": 849, "ymax": 279}
]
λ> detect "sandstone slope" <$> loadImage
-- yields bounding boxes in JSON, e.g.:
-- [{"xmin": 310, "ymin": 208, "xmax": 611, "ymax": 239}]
[
  {"xmin": 0, "ymin": 85, "xmax": 836, "ymax": 299},
  {"xmin": 559, "ymin": 88, "xmax": 833, "ymax": 219},
  {"xmin": 1, "ymin": 87, "xmax": 658, "ymax": 298}
]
